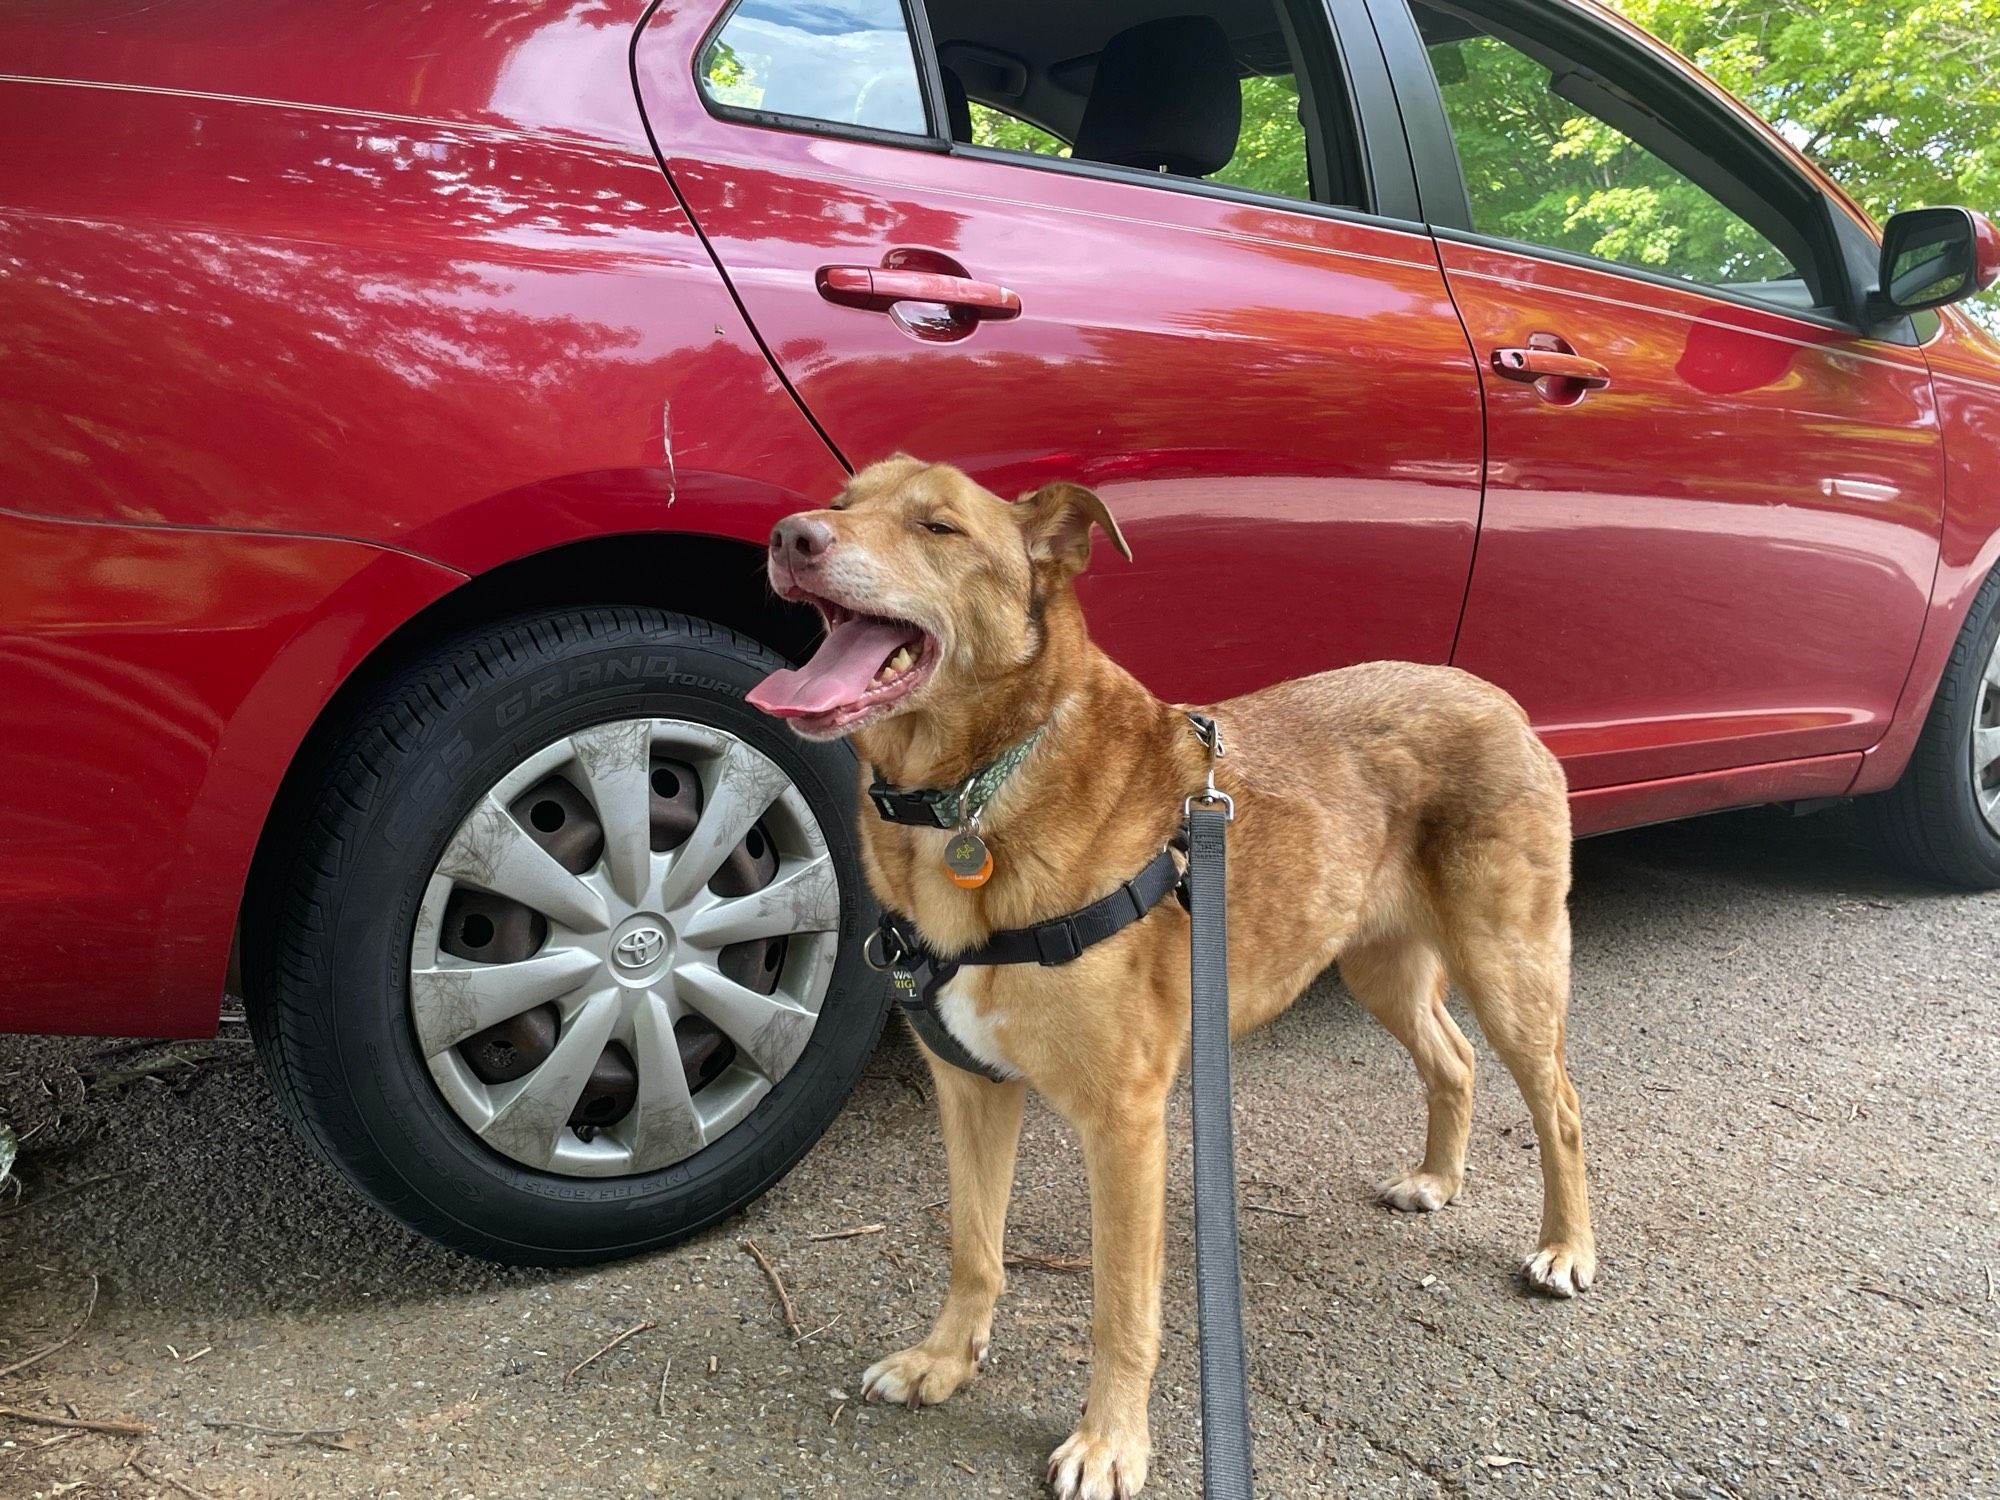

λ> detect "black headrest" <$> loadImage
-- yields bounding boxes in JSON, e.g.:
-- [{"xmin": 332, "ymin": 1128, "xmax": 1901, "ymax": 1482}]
[
  {"xmin": 941, "ymin": 66, "xmax": 973, "ymax": 143},
  {"xmin": 1071, "ymin": 16, "xmax": 1241, "ymax": 177}
]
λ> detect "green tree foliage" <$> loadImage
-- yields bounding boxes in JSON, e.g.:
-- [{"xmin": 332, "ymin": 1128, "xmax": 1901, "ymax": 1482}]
[{"xmin": 1613, "ymin": 0, "xmax": 2000, "ymax": 222}]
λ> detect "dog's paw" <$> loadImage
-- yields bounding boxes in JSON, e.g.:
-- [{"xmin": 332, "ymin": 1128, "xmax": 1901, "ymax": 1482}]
[
  {"xmin": 861, "ymin": 1340, "xmax": 983, "ymax": 1410},
  {"xmin": 1047, "ymin": 1424, "xmax": 1149, "ymax": 1500},
  {"xmin": 1521, "ymin": 1240, "xmax": 1597, "ymax": 1298},
  {"xmin": 1376, "ymin": 1170, "xmax": 1460, "ymax": 1213}
]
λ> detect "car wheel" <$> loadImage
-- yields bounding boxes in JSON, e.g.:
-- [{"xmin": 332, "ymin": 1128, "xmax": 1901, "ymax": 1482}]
[
  {"xmin": 246, "ymin": 607, "xmax": 884, "ymax": 1264},
  {"xmin": 1857, "ymin": 566, "xmax": 2000, "ymax": 889}
]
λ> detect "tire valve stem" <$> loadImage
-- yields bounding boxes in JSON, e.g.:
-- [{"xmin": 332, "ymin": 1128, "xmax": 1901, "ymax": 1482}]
[{"xmin": 574, "ymin": 1123, "xmax": 599, "ymax": 1143}]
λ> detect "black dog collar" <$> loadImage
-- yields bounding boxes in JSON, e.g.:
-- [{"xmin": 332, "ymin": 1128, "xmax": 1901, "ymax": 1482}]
[{"xmin": 868, "ymin": 728, "xmax": 1044, "ymax": 830}]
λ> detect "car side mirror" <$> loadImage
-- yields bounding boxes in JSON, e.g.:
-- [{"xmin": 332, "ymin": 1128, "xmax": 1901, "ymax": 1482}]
[{"xmin": 1873, "ymin": 206, "xmax": 2000, "ymax": 319}]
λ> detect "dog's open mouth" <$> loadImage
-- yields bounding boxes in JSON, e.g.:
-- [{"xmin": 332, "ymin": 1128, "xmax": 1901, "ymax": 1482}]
[{"xmin": 747, "ymin": 598, "xmax": 937, "ymax": 734}]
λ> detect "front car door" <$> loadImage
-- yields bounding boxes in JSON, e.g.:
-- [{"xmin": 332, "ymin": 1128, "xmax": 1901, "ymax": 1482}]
[
  {"xmin": 1367, "ymin": 0, "xmax": 1945, "ymax": 800},
  {"xmin": 635, "ymin": 0, "xmax": 1483, "ymax": 702}
]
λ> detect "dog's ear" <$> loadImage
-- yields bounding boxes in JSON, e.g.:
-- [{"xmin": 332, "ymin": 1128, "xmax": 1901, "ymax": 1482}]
[{"xmin": 1016, "ymin": 482, "xmax": 1133, "ymax": 575}]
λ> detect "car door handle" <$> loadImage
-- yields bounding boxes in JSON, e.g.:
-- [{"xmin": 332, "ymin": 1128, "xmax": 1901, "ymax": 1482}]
[
  {"xmin": 817, "ymin": 266, "xmax": 1022, "ymax": 318},
  {"xmin": 1491, "ymin": 346, "xmax": 1611, "ymax": 390}
]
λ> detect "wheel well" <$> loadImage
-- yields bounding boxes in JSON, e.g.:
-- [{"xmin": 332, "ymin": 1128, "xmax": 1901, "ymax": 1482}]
[{"xmin": 237, "ymin": 531, "xmax": 818, "ymax": 993}]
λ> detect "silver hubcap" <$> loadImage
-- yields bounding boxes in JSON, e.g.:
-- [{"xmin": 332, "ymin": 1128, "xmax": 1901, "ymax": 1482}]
[
  {"xmin": 409, "ymin": 719, "xmax": 841, "ymax": 1177},
  {"xmin": 1979, "ymin": 632, "xmax": 2000, "ymax": 837}
]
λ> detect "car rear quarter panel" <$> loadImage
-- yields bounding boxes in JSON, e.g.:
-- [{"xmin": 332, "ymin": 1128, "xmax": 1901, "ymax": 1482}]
[
  {"xmin": 0, "ymin": 514, "xmax": 462, "ymax": 1036},
  {"xmin": 0, "ymin": 1, "xmax": 850, "ymax": 1034}
]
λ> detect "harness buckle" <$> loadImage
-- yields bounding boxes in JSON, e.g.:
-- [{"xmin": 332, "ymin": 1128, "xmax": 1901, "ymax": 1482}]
[{"xmin": 1032, "ymin": 919, "xmax": 1084, "ymax": 965}]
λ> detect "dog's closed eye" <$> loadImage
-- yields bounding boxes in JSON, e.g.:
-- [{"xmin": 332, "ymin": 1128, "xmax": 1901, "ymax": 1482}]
[{"xmin": 919, "ymin": 519, "xmax": 959, "ymax": 536}]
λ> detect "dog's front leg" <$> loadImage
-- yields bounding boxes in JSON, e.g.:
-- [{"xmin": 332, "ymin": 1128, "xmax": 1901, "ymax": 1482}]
[
  {"xmin": 863, "ymin": 1061, "xmax": 1026, "ymax": 1407},
  {"xmin": 1048, "ymin": 1102, "xmax": 1166, "ymax": 1500}
]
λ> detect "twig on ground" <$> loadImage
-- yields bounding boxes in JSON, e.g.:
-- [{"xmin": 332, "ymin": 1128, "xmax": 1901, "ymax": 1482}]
[
  {"xmin": 1004, "ymin": 1252, "xmax": 1090, "ymax": 1274},
  {"xmin": 127, "ymin": 1450, "xmax": 219, "ymax": 1500},
  {"xmin": 744, "ymin": 1239, "xmax": 803, "ymax": 1338},
  {"xmin": 0, "ymin": 1274, "xmax": 98, "ymax": 1379},
  {"xmin": 0, "ymin": 1406, "xmax": 152, "ymax": 1437},
  {"xmin": 808, "ymin": 1224, "xmax": 886, "ymax": 1242},
  {"xmin": 1850, "ymin": 1283, "xmax": 1923, "ymax": 1310},
  {"xmin": 792, "ymin": 1314, "xmax": 843, "ymax": 1346},
  {"xmin": 829, "ymin": 1401, "xmax": 846, "ymax": 1426},
  {"xmin": 86, "ymin": 1041, "xmax": 241, "ymax": 1092},
  {"xmin": 564, "ymin": 1321, "xmax": 656, "ymax": 1386},
  {"xmin": 954, "ymin": 1458, "xmax": 977, "ymax": 1474},
  {"xmin": 1986, "ymin": 1265, "xmax": 1995, "ymax": 1304},
  {"xmin": 656, "ymin": 1359, "xmax": 672, "ymax": 1419},
  {"xmin": 0, "ymin": 1171, "xmax": 139, "ymax": 1221},
  {"xmin": 1244, "ymin": 1204, "xmax": 1309, "ymax": 1220},
  {"xmin": 200, "ymin": 1417, "xmax": 352, "ymax": 1451}
]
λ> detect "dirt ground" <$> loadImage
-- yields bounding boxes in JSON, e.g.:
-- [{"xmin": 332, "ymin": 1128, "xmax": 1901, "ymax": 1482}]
[{"xmin": 3, "ymin": 813, "xmax": 1997, "ymax": 1499}]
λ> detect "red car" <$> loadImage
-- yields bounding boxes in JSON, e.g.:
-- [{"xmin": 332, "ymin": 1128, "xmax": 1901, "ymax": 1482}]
[{"xmin": 5, "ymin": 0, "xmax": 1998, "ymax": 1263}]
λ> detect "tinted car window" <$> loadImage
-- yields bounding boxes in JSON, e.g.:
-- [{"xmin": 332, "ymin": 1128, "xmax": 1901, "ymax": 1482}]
[
  {"xmin": 928, "ymin": 0, "xmax": 1354, "ymax": 211},
  {"xmin": 1413, "ymin": 1, "xmax": 1806, "ymax": 296},
  {"xmin": 700, "ymin": 0, "xmax": 927, "ymax": 135}
]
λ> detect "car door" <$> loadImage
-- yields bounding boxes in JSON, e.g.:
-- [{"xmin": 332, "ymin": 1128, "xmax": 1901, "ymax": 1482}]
[
  {"xmin": 1369, "ymin": 0, "xmax": 1945, "ymax": 792},
  {"xmin": 634, "ymin": 0, "xmax": 1484, "ymax": 703}
]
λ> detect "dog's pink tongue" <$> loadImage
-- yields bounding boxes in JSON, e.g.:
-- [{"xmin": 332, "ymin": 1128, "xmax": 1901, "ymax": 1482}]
[{"xmin": 748, "ymin": 616, "xmax": 918, "ymax": 717}]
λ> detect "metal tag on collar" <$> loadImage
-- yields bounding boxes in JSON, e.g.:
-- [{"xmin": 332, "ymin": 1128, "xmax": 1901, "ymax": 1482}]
[{"xmin": 944, "ymin": 770, "xmax": 996, "ymax": 888}]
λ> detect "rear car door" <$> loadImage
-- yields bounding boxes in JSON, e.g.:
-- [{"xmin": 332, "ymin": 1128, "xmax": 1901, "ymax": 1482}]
[
  {"xmin": 635, "ymin": 0, "xmax": 1483, "ymax": 702},
  {"xmin": 1372, "ymin": 0, "xmax": 1946, "ymax": 792}
]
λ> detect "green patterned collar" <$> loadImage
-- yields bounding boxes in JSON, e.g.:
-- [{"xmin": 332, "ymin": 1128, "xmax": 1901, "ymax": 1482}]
[{"xmin": 866, "ymin": 728, "xmax": 1045, "ymax": 831}]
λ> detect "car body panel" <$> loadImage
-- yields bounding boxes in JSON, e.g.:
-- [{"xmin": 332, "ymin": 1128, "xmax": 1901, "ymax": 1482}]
[
  {"xmin": 1440, "ymin": 240, "xmax": 1945, "ymax": 790},
  {"xmin": 0, "ymin": 72, "xmax": 845, "ymax": 567},
  {"xmin": 636, "ymin": 4, "xmax": 1485, "ymax": 704},
  {"xmin": 1852, "ymin": 305, "xmax": 2000, "ymax": 793},
  {"xmin": 0, "ymin": 511, "xmax": 463, "ymax": 1037}
]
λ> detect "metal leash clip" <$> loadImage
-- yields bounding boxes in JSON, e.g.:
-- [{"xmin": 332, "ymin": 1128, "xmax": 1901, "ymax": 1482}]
[{"xmin": 1184, "ymin": 713, "xmax": 1236, "ymax": 822}]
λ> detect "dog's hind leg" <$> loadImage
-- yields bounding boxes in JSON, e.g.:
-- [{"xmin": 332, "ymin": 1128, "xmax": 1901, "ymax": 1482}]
[
  {"xmin": 862, "ymin": 1064, "xmax": 1027, "ymax": 1407},
  {"xmin": 1445, "ymin": 910, "xmax": 1596, "ymax": 1297},
  {"xmin": 1341, "ymin": 937, "xmax": 1476, "ymax": 1213}
]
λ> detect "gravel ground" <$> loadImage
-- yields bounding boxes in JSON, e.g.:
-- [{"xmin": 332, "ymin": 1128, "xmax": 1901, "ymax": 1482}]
[{"xmin": 3, "ymin": 813, "xmax": 1997, "ymax": 1499}]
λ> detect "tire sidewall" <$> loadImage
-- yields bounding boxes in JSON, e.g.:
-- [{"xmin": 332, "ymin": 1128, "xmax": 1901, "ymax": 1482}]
[
  {"xmin": 319, "ymin": 614, "xmax": 879, "ymax": 1261},
  {"xmin": 1937, "ymin": 578, "xmax": 2000, "ymax": 877}
]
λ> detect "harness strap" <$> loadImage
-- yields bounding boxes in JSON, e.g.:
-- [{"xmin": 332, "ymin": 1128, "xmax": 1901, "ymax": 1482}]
[
  {"xmin": 877, "ymin": 844, "xmax": 1185, "ymax": 1083},
  {"xmin": 1186, "ymin": 800, "xmax": 1254, "ymax": 1498}
]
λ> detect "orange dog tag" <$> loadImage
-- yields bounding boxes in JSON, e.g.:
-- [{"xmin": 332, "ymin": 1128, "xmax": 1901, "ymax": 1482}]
[{"xmin": 944, "ymin": 831, "xmax": 994, "ymax": 888}]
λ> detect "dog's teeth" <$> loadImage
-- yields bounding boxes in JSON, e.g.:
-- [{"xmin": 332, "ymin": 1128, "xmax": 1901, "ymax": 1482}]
[{"xmin": 889, "ymin": 646, "xmax": 914, "ymax": 672}]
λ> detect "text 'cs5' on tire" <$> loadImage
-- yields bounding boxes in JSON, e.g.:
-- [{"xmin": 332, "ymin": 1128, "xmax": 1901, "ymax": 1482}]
[{"xmin": 245, "ymin": 608, "xmax": 886, "ymax": 1265}]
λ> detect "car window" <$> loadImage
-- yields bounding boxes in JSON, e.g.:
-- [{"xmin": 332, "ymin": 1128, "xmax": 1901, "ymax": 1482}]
[
  {"xmin": 699, "ymin": 0, "xmax": 927, "ymax": 136},
  {"xmin": 926, "ymin": 0, "xmax": 1357, "ymax": 211},
  {"xmin": 1410, "ymin": 1, "xmax": 1809, "ymax": 300},
  {"xmin": 1209, "ymin": 73, "xmax": 1310, "ymax": 202},
  {"xmin": 968, "ymin": 102, "xmax": 1069, "ymax": 159}
]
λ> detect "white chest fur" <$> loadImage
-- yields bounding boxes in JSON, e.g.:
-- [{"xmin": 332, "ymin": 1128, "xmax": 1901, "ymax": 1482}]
[{"xmin": 934, "ymin": 970, "xmax": 1022, "ymax": 1080}]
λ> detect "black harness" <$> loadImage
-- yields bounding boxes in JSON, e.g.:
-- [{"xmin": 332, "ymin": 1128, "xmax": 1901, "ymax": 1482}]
[{"xmin": 868, "ymin": 844, "xmax": 1186, "ymax": 1081}]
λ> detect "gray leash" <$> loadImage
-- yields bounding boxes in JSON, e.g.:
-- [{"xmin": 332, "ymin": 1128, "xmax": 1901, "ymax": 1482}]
[{"xmin": 1185, "ymin": 718, "xmax": 1254, "ymax": 1499}]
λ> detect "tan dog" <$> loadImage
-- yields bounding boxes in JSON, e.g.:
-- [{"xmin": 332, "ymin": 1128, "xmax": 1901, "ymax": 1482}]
[{"xmin": 750, "ymin": 457, "xmax": 1592, "ymax": 1500}]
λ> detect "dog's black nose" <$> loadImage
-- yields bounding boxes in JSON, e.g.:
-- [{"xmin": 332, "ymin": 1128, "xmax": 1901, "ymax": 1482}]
[{"xmin": 771, "ymin": 514, "xmax": 835, "ymax": 562}]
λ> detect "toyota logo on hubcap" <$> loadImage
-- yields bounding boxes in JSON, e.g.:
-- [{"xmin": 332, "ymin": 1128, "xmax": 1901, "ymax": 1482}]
[{"xmin": 613, "ymin": 926, "xmax": 667, "ymax": 970}]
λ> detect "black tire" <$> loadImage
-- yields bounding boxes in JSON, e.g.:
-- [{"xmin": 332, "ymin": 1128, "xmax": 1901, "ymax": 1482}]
[
  {"xmin": 1855, "ymin": 566, "xmax": 2000, "ymax": 889},
  {"xmin": 245, "ymin": 607, "xmax": 886, "ymax": 1265}
]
